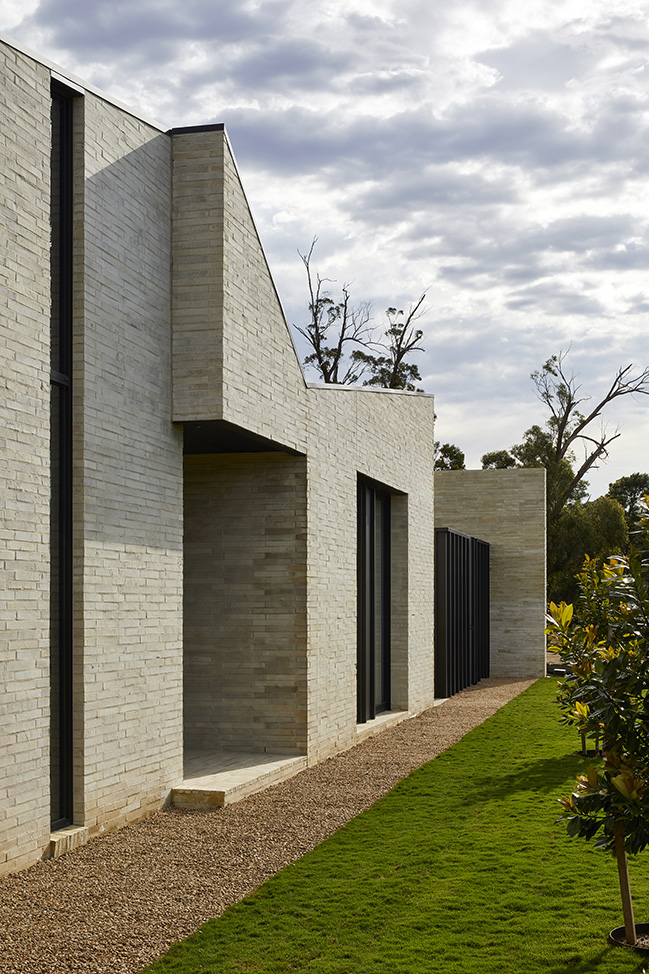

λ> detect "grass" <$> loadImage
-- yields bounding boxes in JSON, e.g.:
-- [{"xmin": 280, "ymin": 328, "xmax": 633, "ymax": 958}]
[{"xmin": 141, "ymin": 680, "xmax": 649, "ymax": 973}]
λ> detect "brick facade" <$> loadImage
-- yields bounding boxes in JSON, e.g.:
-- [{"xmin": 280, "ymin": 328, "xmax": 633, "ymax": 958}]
[
  {"xmin": 434, "ymin": 469, "xmax": 547, "ymax": 679},
  {"xmin": 0, "ymin": 45, "xmax": 53, "ymax": 874},
  {"xmin": 73, "ymin": 96, "xmax": 184, "ymax": 835},
  {"xmin": 0, "ymin": 34, "xmax": 544, "ymax": 876},
  {"xmin": 184, "ymin": 453, "xmax": 308, "ymax": 754}
]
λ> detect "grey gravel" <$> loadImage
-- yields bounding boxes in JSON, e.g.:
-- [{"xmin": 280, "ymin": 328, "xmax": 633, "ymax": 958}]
[{"xmin": 0, "ymin": 677, "xmax": 534, "ymax": 974}]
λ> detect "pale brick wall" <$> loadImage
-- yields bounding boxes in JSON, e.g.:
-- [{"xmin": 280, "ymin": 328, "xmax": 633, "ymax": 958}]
[
  {"xmin": 434, "ymin": 469, "xmax": 546, "ymax": 678},
  {"xmin": 0, "ymin": 45, "xmax": 52, "ymax": 876},
  {"xmin": 171, "ymin": 130, "xmax": 225, "ymax": 423},
  {"xmin": 184, "ymin": 453, "xmax": 307, "ymax": 753},
  {"xmin": 171, "ymin": 125, "xmax": 436, "ymax": 760},
  {"xmin": 303, "ymin": 387, "xmax": 436, "ymax": 762},
  {"xmin": 74, "ymin": 94, "xmax": 184, "ymax": 834},
  {"xmin": 1, "ymin": 37, "xmax": 439, "ymax": 877},
  {"xmin": 219, "ymin": 136, "xmax": 307, "ymax": 451},
  {"xmin": 171, "ymin": 128, "xmax": 308, "ymax": 453},
  {"xmin": 171, "ymin": 128, "xmax": 436, "ymax": 765}
]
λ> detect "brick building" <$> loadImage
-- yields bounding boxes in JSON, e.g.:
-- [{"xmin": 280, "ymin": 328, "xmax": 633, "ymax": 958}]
[{"xmin": 0, "ymin": 33, "xmax": 546, "ymax": 876}]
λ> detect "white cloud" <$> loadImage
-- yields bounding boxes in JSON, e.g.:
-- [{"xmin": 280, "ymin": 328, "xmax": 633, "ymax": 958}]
[{"xmin": 3, "ymin": 0, "xmax": 649, "ymax": 490}]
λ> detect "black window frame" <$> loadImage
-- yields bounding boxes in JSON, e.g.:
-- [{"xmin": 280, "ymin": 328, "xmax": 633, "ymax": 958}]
[
  {"xmin": 50, "ymin": 80, "xmax": 75, "ymax": 830},
  {"xmin": 357, "ymin": 480, "xmax": 391, "ymax": 723}
]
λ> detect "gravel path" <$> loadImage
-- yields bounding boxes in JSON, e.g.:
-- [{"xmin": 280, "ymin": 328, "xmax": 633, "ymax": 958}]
[{"xmin": 0, "ymin": 677, "xmax": 535, "ymax": 974}]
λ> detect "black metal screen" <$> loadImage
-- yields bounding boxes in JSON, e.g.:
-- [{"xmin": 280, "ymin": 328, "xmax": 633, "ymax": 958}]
[{"xmin": 434, "ymin": 528, "xmax": 490, "ymax": 698}]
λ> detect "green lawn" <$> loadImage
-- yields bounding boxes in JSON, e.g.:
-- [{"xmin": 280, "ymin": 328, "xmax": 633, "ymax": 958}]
[{"xmin": 141, "ymin": 680, "xmax": 649, "ymax": 973}]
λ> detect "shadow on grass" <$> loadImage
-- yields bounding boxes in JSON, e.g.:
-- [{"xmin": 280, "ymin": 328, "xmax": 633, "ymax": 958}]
[
  {"xmin": 547, "ymin": 946, "xmax": 646, "ymax": 973},
  {"xmin": 446, "ymin": 751, "xmax": 588, "ymax": 806}
]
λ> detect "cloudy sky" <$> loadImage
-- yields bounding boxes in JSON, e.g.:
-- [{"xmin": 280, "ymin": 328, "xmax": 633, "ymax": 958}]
[{"xmin": 4, "ymin": 0, "xmax": 649, "ymax": 496}]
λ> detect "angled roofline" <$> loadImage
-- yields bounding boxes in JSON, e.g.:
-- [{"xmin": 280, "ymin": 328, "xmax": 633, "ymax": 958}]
[
  {"xmin": 0, "ymin": 31, "xmax": 309, "ymax": 389},
  {"xmin": 168, "ymin": 124, "xmax": 225, "ymax": 135},
  {"xmin": 306, "ymin": 382, "xmax": 434, "ymax": 398},
  {"xmin": 171, "ymin": 124, "xmax": 308, "ymax": 387},
  {"xmin": 0, "ymin": 30, "xmax": 167, "ymax": 132}
]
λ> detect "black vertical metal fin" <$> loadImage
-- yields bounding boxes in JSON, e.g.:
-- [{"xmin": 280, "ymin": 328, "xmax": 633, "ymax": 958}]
[{"xmin": 435, "ymin": 528, "xmax": 490, "ymax": 699}]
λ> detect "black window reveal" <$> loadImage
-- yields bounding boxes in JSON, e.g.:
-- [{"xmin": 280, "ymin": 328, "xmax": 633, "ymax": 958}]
[
  {"xmin": 50, "ymin": 82, "xmax": 75, "ymax": 830},
  {"xmin": 357, "ymin": 481, "xmax": 391, "ymax": 723}
]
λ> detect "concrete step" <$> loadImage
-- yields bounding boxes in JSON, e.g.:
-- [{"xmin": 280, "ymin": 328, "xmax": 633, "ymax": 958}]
[
  {"xmin": 47, "ymin": 825, "xmax": 90, "ymax": 860},
  {"xmin": 171, "ymin": 751, "xmax": 308, "ymax": 809}
]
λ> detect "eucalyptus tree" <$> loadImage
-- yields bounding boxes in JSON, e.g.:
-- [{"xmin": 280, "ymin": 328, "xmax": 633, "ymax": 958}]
[{"xmin": 295, "ymin": 238, "xmax": 427, "ymax": 390}]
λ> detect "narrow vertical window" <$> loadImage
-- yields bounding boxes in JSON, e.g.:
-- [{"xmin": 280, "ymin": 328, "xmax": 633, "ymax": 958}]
[
  {"xmin": 357, "ymin": 481, "xmax": 391, "ymax": 723},
  {"xmin": 50, "ymin": 82, "xmax": 74, "ymax": 829}
]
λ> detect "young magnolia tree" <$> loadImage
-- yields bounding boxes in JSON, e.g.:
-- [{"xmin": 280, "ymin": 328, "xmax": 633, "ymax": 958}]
[{"xmin": 547, "ymin": 498, "xmax": 649, "ymax": 946}]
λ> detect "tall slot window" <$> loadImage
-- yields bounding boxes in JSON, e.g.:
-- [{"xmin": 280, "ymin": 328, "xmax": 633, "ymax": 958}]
[
  {"xmin": 357, "ymin": 481, "xmax": 391, "ymax": 723},
  {"xmin": 50, "ymin": 82, "xmax": 74, "ymax": 829}
]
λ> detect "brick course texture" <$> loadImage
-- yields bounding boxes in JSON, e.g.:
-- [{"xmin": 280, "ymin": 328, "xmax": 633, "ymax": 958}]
[
  {"xmin": 0, "ymin": 35, "xmax": 544, "ymax": 876},
  {"xmin": 73, "ymin": 95, "xmax": 184, "ymax": 838},
  {"xmin": 0, "ymin": 46, "xmax": 52, "ymax": 875},
  {"xmin": 172, "ymin": 125, "xmax": 437, "ymax": 764},
  {"xmin": 434, "ymin": 469, "xmax": 547, "ymax": 679},
  {"xmin": 184, "ymin": 453, "xmax": 308, "ymax": 754}
]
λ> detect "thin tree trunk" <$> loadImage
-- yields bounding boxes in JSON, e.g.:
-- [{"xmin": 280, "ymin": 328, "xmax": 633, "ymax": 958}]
[
  {"xmin": 580, "ymin": 730, "xmax": 587, "ymax": 755},
  {"xmin": 614, "ymin": 822, "xmax": 636, "ymax": 945}
]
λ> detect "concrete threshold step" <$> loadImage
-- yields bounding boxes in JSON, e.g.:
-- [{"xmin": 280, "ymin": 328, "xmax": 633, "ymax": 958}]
[
  {"xmin": 355, "ymin": 709, "xmax": 412, "ymax": 743},
  {"xmin": 171, "ymin": 751, "xmax": 308, "ymax": 809},
  {"xmin": 47, "ymin": 825, "xmax": 90, "ymax": 860}
]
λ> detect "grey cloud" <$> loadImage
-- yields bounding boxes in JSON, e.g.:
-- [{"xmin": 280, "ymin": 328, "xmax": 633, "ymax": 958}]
[
  {"xmin": 505, "ymin": 281, "xmax": 606, "ymax": 316},
  {"xmin": 28, "ymin": 11, "xmax": 645, "ymax": 188},
  {"xmin": 624, "ymin": 293, "xmax": 649, "ymax": 314},
  {"xmin": 596, "ymin": 14, "xmax": 649, "ymax": 53},
  {"xmin": 400, "ymin": 216, "xmax": 554, "ymax": 290},
  {"xmin": 418, "ymin": 320, "xmax": 551, "ymax": 405},
  {"xmin": 526, "ymin": 215, "xmax": 637, "ymax": 254},
  {"xmin": 406, "ymin": 212, "xmax": 643, "ymax": 295},
  {"xmin": 218, "ymin": 106, "xmax": 348, "ymax": 173},
  {"xmin": 228, "ymin": 38, "xmax": 350, "ymax": 92},
  {"xmin": 349, "ymin": 199, "xmax": 643, "ymax": 296},
  {"xmin": 348, "ymin": 168, "xmax": 517, "ymax": 220},
  {"xmin": 436, "ymin": 261, "xmax": 555, "ymax": 291},
  {"xmin": 18, "ymin": 0, "xmax": 649, "ymax": 190},
  {"xmin": 344, "ymin": 11, "xmax": 396, "ymax": 33},
  {"xmin": 219, "ymin": 100, "xmax": 579, "ymax": 188},
  {"xmin": 586, "ymin": 243, "xmax": 649, "ymax": 271},
  {"xmin": 500, "ymin": 262, "xmax": 558, "ymax": 284},
  {"xmin": 347, "ymin": 70, "xmax": 425, "ymax": 96},
  {"xmin": 24, "ymin": 0, "xmax": 430, "ymax": 109},
  {"xmin": 224, "ymin": 92, "xmax": 647, "ymax": 199},
  {"xmin": 217, "ymin": 104, "xmax": 469, "ymax": 181},
  {"xmin": 446, "ymin": 95, "xmax": 637, "ymax": 172},
  {"xmin": 476, "ymin": 30, "xmax": 592, "ymax": 92},
  {"xmin": 24, "ymin": 0, "xmax": 284, "ymax": 59}
]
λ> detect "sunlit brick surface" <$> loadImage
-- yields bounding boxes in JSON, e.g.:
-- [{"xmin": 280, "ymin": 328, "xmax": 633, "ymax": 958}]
[{"xmin": 434, "ymin": 469, "xmax": 546, "ymax": 679}]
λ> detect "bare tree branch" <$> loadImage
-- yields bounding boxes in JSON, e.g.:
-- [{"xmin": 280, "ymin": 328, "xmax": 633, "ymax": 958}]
[
  {"xmin": 295, "ymin": 238, "xmax": 429, "ymax": 390},
  {"xmin": 357, "ymin": 293, "xmax": 427, "ymax": 390},
  {"xmin": 532, "ymin": 352, "xmax": 649, "ymax": 504},
  {"xmin": 294, "ymin": 238, "xmax": 375, "ymax": 384},
  {"xmin": 556, "ymin": 431, "xmax": 621, "ymax": 513}
]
